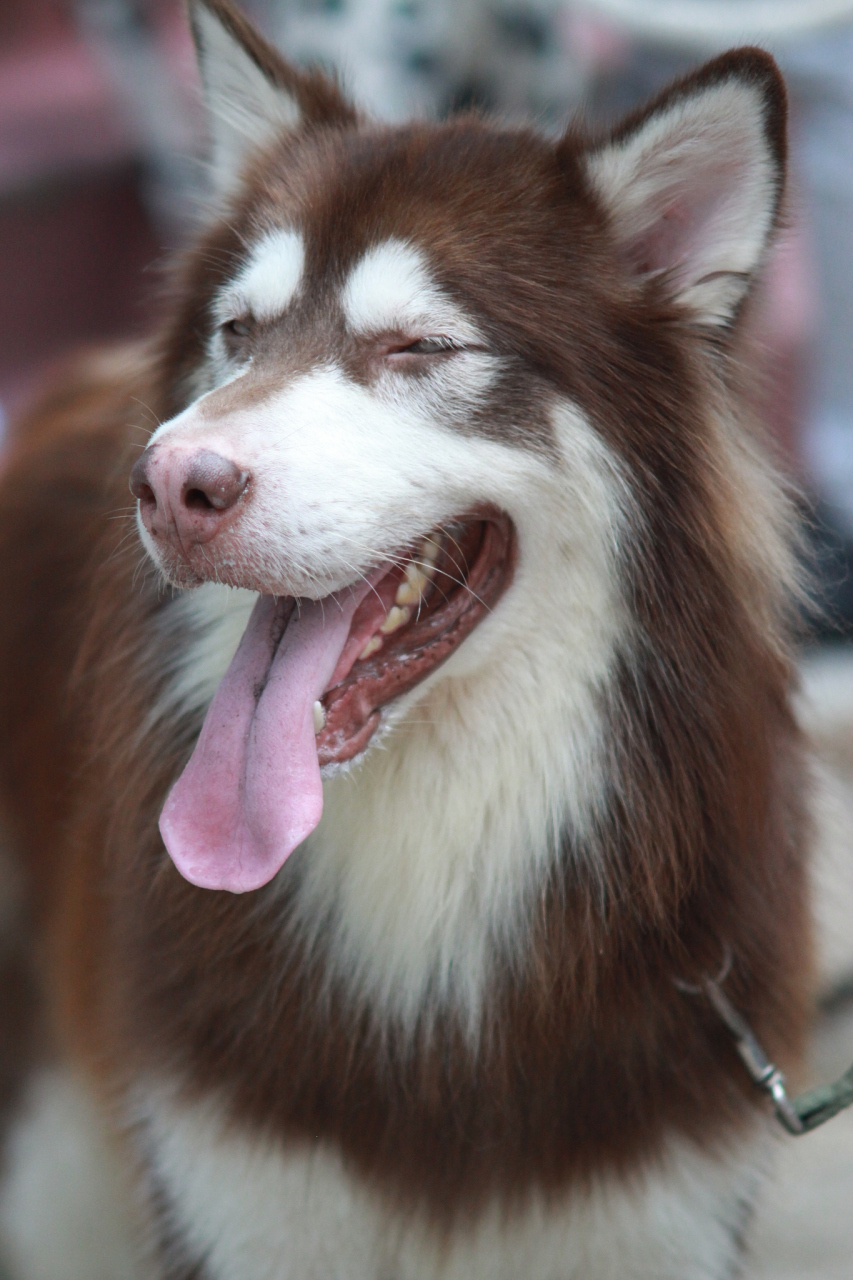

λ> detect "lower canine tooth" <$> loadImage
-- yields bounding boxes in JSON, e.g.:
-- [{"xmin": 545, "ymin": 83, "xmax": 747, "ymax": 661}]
[
  {"xmin": 358, "ymin": 635, "xmax": 383, "ymax": 660},
  {"xmin": 313, "ymin": 701, "xmax": 326, "ymax": 733},
  {"xmin": 380, "ymin": 605, "xmax": 411, "ymax": 634}
]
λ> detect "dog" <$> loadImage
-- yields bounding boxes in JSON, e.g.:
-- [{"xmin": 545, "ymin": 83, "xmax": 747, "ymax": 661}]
[{"xmin": 0, "ymin": 3, "xmax": 820, "ymax": 1276}]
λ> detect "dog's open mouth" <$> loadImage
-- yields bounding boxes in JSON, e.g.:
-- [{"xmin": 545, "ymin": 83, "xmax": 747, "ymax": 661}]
[
  {"xmin": 317, "ymin": 511, "xmax": 514, "ymax": 765},
  {"xmin": 159, "ymin": 510, "xmax": 514, "ymax": 893}
]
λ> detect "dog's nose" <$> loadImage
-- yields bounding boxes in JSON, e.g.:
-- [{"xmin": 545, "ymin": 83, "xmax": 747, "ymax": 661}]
[{"xmin": 130, "ymin": 446, "xmax": 250, "ymax": 546}]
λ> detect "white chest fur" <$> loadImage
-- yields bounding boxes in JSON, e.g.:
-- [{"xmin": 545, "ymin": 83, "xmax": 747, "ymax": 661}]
[{"xmin": 136, "ymin": 1081, "xmax": 766, "ymax": 1280}]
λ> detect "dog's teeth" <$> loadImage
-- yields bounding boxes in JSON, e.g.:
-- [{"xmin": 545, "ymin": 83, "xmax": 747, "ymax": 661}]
[
  {"xmin": 313, "ymin": 701, "xmax": 326, "ymax": 733},
  {"xmin": 380, "ymin": 605, "xmax": 411, "ymax": 635},
  {"xmin": 420, "ymin": 535, "xmax": 441, "ymax": 565},
  {"xmin": 358, "ymin": 635, "xmax": 383, "ymax": 660},
  {"xmin": 395, "ymin": 559, "xmax": 434, "ymax": 606}
]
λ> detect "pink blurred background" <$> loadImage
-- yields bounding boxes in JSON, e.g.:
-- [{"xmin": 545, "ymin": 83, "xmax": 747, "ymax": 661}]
[{"xmin": 0, "ymin": 0, "xmax": 197, "ymax": 416}]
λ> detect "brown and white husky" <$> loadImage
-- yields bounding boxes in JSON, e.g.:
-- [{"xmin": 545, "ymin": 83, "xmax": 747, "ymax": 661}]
[{"xmin": 0, "ymin": 3, "xmax": 822, "ymax": 1276}]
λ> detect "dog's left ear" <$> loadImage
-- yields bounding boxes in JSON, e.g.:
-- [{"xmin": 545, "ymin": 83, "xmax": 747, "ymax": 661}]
[
  {"xmin": 581, "ymin": 49, "xmax": 786, "ymax": 327},
  {"xmin": 190, "ymin": 0, "xmax": 357, "ymax": 195}
]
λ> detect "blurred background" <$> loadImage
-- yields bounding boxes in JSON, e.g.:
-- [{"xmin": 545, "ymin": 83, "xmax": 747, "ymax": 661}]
[
  {"xmin": 3, "ymin": 3, "xmax": 853, "ymax": 1277},
  {"xmin": 5, "ymin": 0, "xmax": 853, "ymax": 639}
]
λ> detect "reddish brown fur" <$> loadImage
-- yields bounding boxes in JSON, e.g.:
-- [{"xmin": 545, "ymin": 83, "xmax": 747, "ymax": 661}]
[{"xmin": 0, "ymin": 12, "xmax": 811, "ymax": 1265}]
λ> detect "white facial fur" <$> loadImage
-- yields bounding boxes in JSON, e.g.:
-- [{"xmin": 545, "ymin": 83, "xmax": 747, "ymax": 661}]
[
  {"xmin": 288, "ymin": 399, "xmax": 628, "ymax": 1032},
  {"xmin": 133, "ymin": 1079, "xmax": 767, "ymax": 1280},
  {"xmin": 147, "ymin": 240, "xmax": 506, "ymax": 600},
  {"xmin": 215, "ymin": 229, "xmax": 305, "ymax": 325},
  {"xmin": 341, "ymin": 238, "xmax": 484, "ymax": 342},
  {"xmin": 143, "ymin": 238, "xmax": 633, "ymax": 1032}
]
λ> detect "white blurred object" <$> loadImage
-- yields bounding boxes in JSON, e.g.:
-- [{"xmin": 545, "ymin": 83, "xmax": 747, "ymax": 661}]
[
  {"xmin": 76, "ymin": 0, "xmax": 203, "ymax": 233},
  {"xmin": 260, "ymin": 0, "xmax": 587, "ymax": 122},
  {"xmin": 798, "ymin": 647, "xmax": 853, "ymax": 990},
  {"xmin": 577, "ymin": 0, "xmax": 853, "ymax": 46},
  {"xmin": 804, "ymin": 415, "xmax": 853, "ymax": 536}
]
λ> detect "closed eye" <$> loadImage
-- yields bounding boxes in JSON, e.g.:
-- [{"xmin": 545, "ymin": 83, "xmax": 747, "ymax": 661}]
[
  {"xmin": 388, "ymin": 336, "xmax": 466, "ymax": 357},
  {"xmin": 407, "ymin": 336, "xmax": 462, "ymax": 354},
  {"xmin": 223, "ymin": 318, "xmax": 252, "ymax": 339}
]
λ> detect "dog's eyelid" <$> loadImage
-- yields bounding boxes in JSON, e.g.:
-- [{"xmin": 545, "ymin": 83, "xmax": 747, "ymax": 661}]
[
  {"xmin": 397, "ymin": 336, "xmax": 461, "ymax": 355},
  {"xmin": 222, "ymin": 316, "xmax": 253, "ymax": 338},
  {"xmin": 385, "ymin": 336, "xmax": 491, "ymax": 359}
]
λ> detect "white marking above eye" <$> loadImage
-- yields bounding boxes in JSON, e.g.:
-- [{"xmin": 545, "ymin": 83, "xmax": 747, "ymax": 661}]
[
  {"xmin": 214, "ymin": 228, "xmax": 305, "ymax": 325},
  {"xmin": 341, "ymin": 238, "xmax": 483, "ymax": 345}
]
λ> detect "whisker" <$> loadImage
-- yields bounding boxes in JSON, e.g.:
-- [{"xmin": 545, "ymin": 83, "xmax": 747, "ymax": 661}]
[{"xmin": 128, "ymin": 398, "xmax": 163, "ymax": 435}]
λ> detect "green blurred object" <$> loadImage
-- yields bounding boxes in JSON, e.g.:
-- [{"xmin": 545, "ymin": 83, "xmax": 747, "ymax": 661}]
[
  {"xmin": 693, "ymin": 968, "xmax": 853, "ymax": 1136},
  {"xmin": 794, "ymin": 1063, "xmax": 853, "ymax": 1132}
]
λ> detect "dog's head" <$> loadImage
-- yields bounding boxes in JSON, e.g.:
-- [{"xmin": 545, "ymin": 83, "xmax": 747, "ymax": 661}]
[{"xmin": 133, "ymin": 0, "xmax": 788, "ymax": 893}]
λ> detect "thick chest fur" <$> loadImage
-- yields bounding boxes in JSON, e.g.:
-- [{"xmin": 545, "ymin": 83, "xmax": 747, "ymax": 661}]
[
  {"xmin": 0, "ymin": 1066, "xmax": 764, "ymax": 1280},
  {"xmin": 57, "ymin": 587, "xmax": 804, "ymax": 1219},
  {"xmin": 139, "ymin": 1082, "xmax": 766, "ymax": 1280}
]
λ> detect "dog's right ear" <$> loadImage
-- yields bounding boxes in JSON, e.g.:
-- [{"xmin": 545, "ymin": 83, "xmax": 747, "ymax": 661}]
[{"xmin": 190, "ymin": 0, "xmax": 357, "ymax": 195}]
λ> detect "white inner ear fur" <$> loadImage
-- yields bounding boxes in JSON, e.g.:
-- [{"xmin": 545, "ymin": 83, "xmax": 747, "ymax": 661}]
[
  {"xmin": 194, "ymin": 4, "xmax": 301, "ymax": 194},
  {"xmin": 214, "ymin": 229, "xmax": 306, "ymax": 324},
  {"xmin": 342, "ymin": 239, "xmax": 484, "ymax": 341},
  {"xmin": 586, "ymin": 78, "xmax": 777, "ymax": 326}
]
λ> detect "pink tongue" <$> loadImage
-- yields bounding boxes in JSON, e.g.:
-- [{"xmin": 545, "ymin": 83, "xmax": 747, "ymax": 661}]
[{"xmin": 160, "ymin": 583, "xmax": 373, "ymax": 892}]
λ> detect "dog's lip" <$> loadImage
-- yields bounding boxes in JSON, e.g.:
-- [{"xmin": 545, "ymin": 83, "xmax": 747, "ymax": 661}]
[{"xmin": 314, "ymin": 507, "xmax": 516, "ymax": 767}]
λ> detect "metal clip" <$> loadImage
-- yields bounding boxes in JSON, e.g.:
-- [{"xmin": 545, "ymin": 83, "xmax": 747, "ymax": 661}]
[
  {"xmin": 677, "ymin": 955, "xmax": 853, "ymax": 1136},
  {"xmin": 701, "ymin": 976, "xmax": 804, "ymax": 1134}
]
